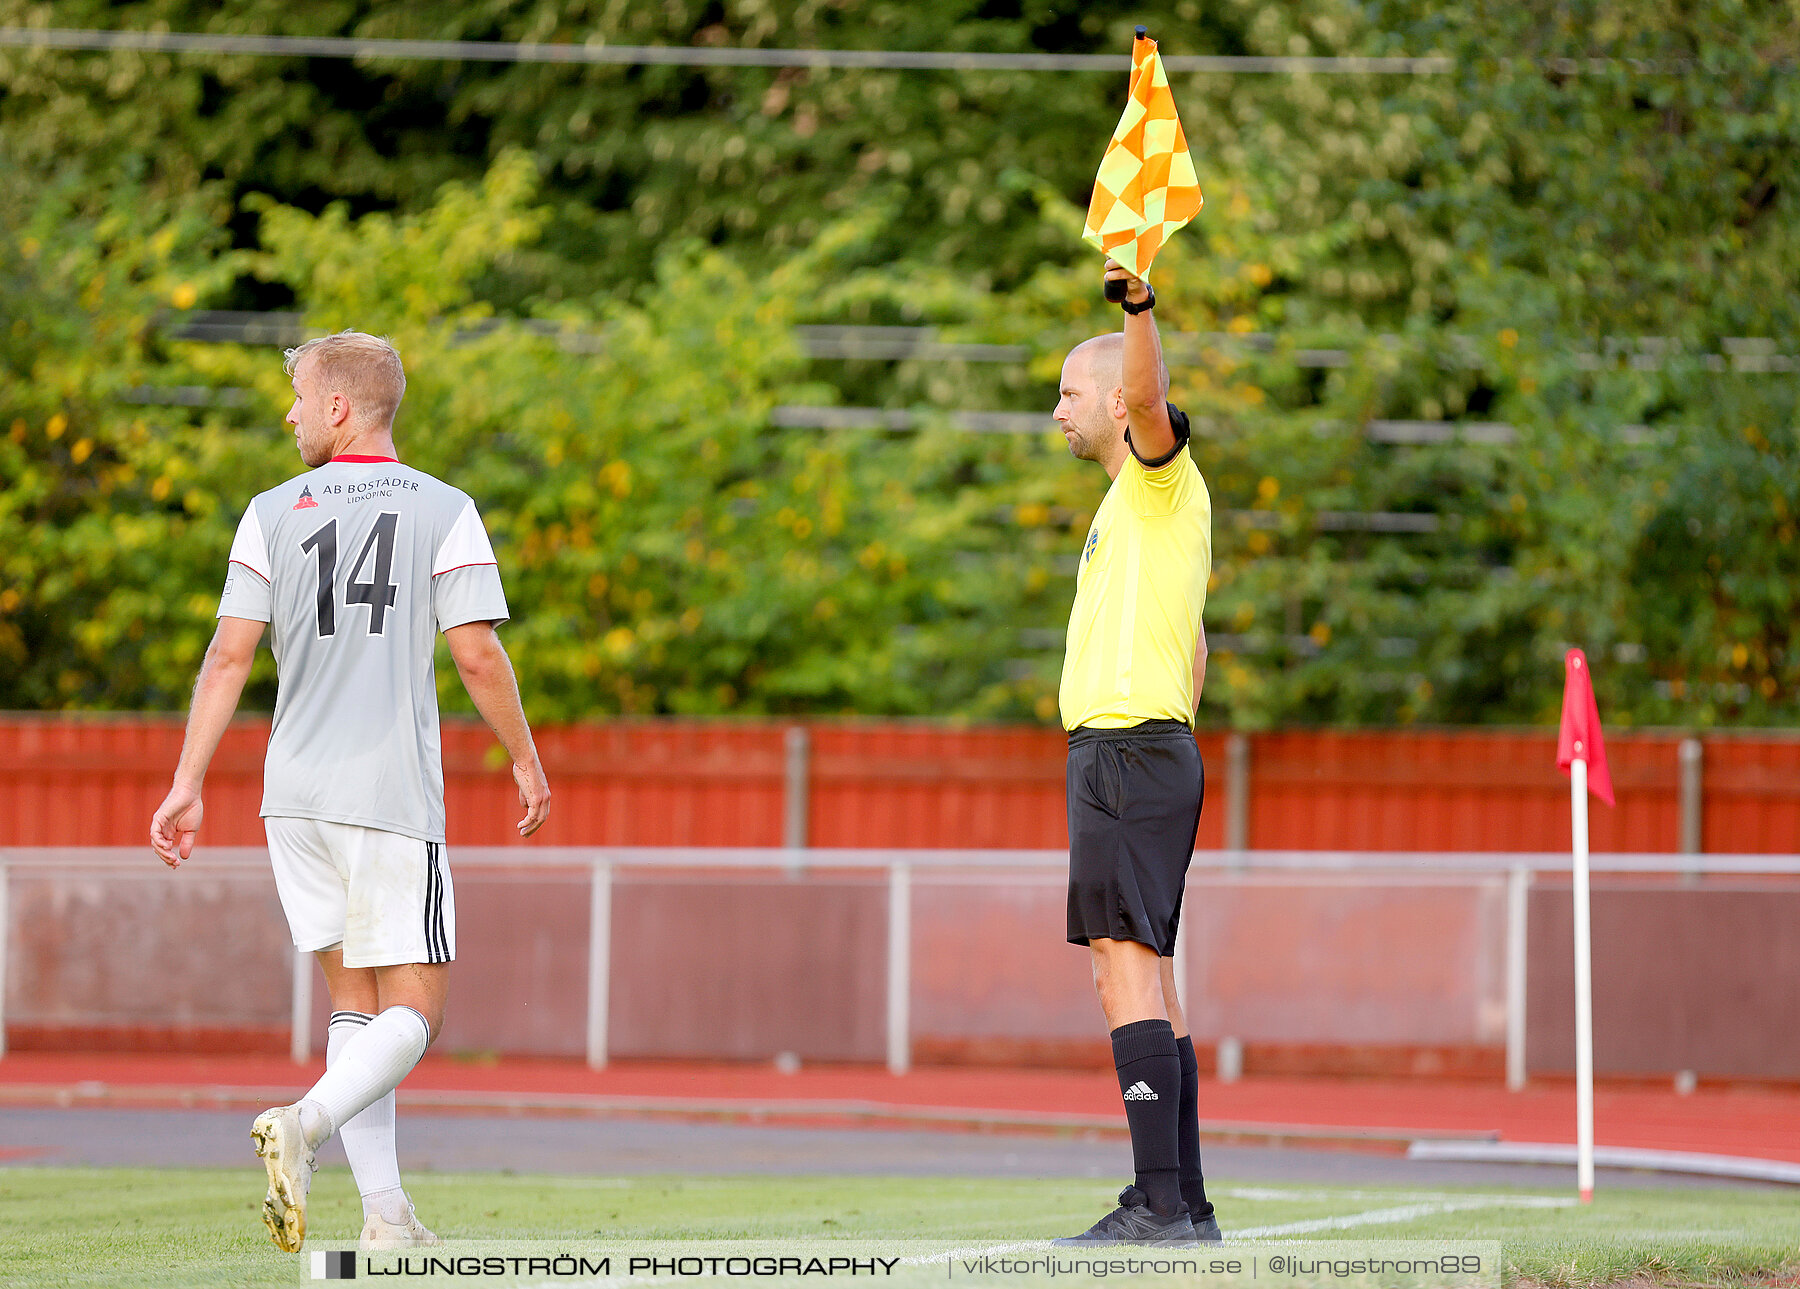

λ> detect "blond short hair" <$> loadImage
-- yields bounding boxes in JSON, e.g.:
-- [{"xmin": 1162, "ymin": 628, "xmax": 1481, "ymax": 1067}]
[{"xmin": 284, "ymin": 330, "xmax": 407, "ymax": 428}]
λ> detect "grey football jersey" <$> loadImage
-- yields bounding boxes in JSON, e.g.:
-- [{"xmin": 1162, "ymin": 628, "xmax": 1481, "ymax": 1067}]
[{"xmin": 217, "ymin": 457, "xmax": 509, "ymax": 842}]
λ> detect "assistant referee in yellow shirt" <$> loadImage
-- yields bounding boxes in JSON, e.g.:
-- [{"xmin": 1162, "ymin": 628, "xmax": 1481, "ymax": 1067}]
[{"xmin": 1051, "ymin": 259, "xmax": 1216, "ymax": 1246}]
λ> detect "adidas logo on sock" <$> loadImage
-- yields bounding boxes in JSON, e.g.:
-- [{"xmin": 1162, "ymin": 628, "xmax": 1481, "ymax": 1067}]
[{"xmin": 1122, "ymin": 1081, "xmax": 1158, "ymax": 1100}]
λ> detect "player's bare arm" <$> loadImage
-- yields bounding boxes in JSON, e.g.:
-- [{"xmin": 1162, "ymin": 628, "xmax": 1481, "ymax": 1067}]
[
  {"xmin": 150, "ymin": 615, "xmax": 267, "ymax": 867},
  {"xmin": 444, "ymin": 621, "xmax": 551, "ymax": 836},
  {"xmin": 1103, "ymin": 257, "xmax": 1176, "ymax": 462},
  {"xmin": 1193, "ymin": 622, "xmax": 1208, "ymax": 703}
]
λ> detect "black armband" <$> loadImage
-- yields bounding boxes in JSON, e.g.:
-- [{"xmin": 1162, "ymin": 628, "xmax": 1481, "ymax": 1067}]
[{"xmin": 1125, "ymin": 403, "xmax": 1192, "ymax": 469}]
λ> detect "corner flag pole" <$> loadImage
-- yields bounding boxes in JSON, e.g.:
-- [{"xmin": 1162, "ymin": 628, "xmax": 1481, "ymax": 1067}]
[
  {"xmin": 1570, "ymin": 751, "xmax": 1595, "ymax": 1204},
  {"xmin": 1556, "ymin": 647, "xmax": 1612, "ymax": 1205}
]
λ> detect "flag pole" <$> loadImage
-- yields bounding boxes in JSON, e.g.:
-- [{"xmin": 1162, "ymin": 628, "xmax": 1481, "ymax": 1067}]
[
  {"xmin": 1570, "ymin": 753, "xmax": 1596, "ymax": 1203},
  {"xmin": 1104, "ymin": 25, "xmax": 1151, "ymax": 304}
]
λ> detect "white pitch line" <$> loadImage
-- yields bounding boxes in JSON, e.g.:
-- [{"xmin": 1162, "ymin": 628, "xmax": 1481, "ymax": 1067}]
[
  {"xmin": 899, "ymin": 1191, "xmax": 1579, "ymax": 1259},
  {"xmin": 1231, "ymin": 1194, "xmax": 1572, "ymax": 1239},
  {"xmin": 1234, "ymin": 1200, "xmax": 1476, "ymax": 1237},
  {"xmin": 1219, "ymin": 1186, "xmax": 1575, "ymax": 1207}
]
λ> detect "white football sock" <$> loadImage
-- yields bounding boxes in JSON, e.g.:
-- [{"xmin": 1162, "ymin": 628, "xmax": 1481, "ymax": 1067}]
[
  {"xmin": 297, "ymin": 1099, "xmax": 332, "ymax": 1147},
  {"xmin": 327, "ymin": 1011, "xmax": 404, "ymax": 1211},
  {"xmin": 366, "ymin": 1186, "xmax": 413, "ymax": 1225},
  {"xmin": 300, "ymin": 1005, "xmax": 430, "ymax": 1150}
]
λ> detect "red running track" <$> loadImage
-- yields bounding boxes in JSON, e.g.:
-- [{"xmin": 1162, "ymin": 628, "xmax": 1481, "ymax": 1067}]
[{"xmin": 2, "ymin": 1053, "xmax": 1796, "ymax": 1165}]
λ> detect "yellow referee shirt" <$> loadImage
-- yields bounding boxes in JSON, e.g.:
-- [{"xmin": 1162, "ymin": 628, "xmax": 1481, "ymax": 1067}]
[{"xmin": 1059, "ymin": 435, "xmax": 1213, "ymax": 731}]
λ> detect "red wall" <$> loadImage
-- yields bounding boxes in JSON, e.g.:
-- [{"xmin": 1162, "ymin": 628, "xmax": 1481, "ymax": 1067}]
[
  {"xmin": 1246, "ymin": 729, "xmax": 1685, "ymax": 852},
  {"xmin": 1703, "ymin": 736, "xmax": 1800, "ymax": 853},
  {"xmin": 0, "ymin": 716, "xmax": 1794, "ymax": 853}
]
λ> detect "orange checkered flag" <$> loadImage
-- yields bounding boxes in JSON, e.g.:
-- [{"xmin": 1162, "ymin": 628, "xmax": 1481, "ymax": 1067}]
[{"xmin": 1082, "ymin": 27, "xmax": 1203, "ymax": 283}]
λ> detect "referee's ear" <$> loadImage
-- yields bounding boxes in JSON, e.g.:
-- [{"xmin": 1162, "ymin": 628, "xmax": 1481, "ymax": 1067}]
[{"xmin": 1107, "ymin": 384, "xmax": 1128, "ymax": 423}]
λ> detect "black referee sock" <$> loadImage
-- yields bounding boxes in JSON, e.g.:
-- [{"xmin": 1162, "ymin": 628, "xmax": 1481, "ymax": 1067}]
[
  {"xmin": 1110, "ymin": 1018, "xmax": 1184, "ymax": 1217},
  {"xmin": 1174, "ymin": 1034, "xmax": 1214, "ymax": 1222}
]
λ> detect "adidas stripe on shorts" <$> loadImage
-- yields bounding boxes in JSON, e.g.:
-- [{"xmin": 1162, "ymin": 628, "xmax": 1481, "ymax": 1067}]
[{"xmin": 265, "ymin": 816, "xmax": 455, "ymax": 968}]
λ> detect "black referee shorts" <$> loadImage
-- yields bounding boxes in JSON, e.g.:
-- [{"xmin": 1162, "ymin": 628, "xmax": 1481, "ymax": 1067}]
[{"xmin": 1066, "ymin": 719, "xmax": 1205, "ymax": 957}]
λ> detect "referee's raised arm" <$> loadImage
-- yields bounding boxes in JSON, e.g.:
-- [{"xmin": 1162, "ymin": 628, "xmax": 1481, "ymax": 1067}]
[{"xmin": 1104, "ymin": 257, "xmax": 1176, "ymax": 463}]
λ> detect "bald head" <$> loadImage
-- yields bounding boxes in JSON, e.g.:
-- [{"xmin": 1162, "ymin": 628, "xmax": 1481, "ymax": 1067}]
[
  {"xmin": 1069, "ymin": 334, "xmax": 1122, "ymax": 403},
  {"xmin": 1068, "ymin": 332, "xmax": 1169, "ymax": 400},
  {"xmin": 1054, "ymin": 332, "xmax": 1174, "ymax": 467}
]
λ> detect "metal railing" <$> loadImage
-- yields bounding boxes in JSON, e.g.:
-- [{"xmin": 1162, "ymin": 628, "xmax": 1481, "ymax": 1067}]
[
  {"xmin": 3, "ymin": 846, "xmax": 1795, "ymax": 1078},
  {"xmin": 0, "ymin": 28, "xmax": 1458, "ymax": 75}
]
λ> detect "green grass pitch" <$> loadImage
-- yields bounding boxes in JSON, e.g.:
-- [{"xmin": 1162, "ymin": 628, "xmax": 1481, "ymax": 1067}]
[{"xmin": 1, "ymin": 1168, "xmax": 1795, "ymax": 1288}]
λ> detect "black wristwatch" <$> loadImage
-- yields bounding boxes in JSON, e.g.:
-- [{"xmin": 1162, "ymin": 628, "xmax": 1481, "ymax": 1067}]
[{"xmin": 1121, "ymin": 285, "xmax": 1156, "ymax": 315}]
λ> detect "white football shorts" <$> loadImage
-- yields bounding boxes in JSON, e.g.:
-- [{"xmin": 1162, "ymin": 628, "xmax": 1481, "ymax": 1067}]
[{"xmin": 264, "ymin": 816, "xmax": 456, "ymax": 968}]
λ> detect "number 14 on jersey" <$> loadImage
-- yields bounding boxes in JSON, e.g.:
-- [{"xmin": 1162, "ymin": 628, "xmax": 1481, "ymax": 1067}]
[{"xmin": 298, "ymin": 513, "xmax": 402, "ymax": 637}]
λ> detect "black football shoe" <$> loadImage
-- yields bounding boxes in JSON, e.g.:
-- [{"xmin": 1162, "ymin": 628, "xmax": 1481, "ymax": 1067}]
[
  {"xmin": 1190, "ymin": 1209, "xmax": 1222, "ymax": 1243},
  {"xmin": 1052, "ymin": 1187, "xmax": 1198, "ymax": 1246}
]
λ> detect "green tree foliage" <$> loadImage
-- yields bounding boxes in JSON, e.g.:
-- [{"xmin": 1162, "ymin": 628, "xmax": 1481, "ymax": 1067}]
[
  {"xmin": 0, "ymin": 158, "xmax": 1089, "ymax": 719},
  {"xmin": 0, "ymin": 171, "xmax": 255, "ymax": 706},
  {"xmin": 0, "ymin": 0, "xmax": 1208, "ymax": 297},
  {"xmin": 3, "ymin": 0, "xmax": 1799, "ymax": 727}
]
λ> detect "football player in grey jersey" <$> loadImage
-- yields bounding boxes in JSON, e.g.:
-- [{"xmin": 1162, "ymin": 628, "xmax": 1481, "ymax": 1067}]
[{"xmin": 151, "ymin": 331, "xmax": 551, "ymax": 1253}]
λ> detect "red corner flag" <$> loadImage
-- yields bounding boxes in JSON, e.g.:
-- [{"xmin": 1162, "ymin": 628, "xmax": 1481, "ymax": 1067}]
[{"xmin": 1557, "ymin": 648, "xmax": 1615, "ymax": 807}]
